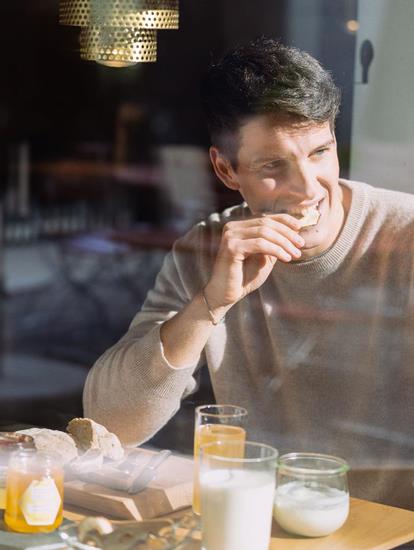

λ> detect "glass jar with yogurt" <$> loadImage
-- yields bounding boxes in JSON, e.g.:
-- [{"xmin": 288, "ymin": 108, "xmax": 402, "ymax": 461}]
[{"xmin": 273, "ymin": 452, "xmax": 350, "ymax": 537}]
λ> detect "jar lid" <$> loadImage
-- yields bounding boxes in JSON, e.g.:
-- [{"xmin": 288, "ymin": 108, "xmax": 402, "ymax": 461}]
[
  {"xmin": 0, "ymin": 432, "xmax": 35, "ymax": 453},
  {"xmin": 278, "ymin": 452, "xmax": 349, "ymax": 475}
]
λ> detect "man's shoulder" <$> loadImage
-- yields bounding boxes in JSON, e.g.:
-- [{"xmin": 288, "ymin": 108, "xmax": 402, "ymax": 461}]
[
  {"xmin": 173, "ymin": 202, "xmax": 248, "ymax": 249},
  {"xmin": 173, "ymin": 203, "xmax": 249, "ymax": 257},
  {"xmin": 344, "ymin": 178, "xmax": 414, "ymax": 225},
  {"xmin": 342, "ymin": 179, "xmax": 414, "ymax": 267}
]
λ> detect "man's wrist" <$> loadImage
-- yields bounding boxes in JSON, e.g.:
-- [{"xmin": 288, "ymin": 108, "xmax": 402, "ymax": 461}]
[{"xmin": 201, "ymin": 286, "xmax": 233, "ymax": 325}]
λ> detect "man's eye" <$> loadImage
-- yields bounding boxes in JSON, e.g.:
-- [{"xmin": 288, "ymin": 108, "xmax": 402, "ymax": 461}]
[
  {"xmin": 263, "ymin": 162, "xmax": 282, "ymax": 171},
  {"xmin": 313, "ymin": 148, "xmax": 328, "ymax": 157}
]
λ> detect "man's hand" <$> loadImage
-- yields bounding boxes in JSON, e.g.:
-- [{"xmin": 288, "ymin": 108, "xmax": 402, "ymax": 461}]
[
  {"xmin": 204, "ymin": 214, "xmax": 305, "ymax": 313},
  {"xmin": 160, "ymin": 213, "xmax": 304, "ymax": 368}
]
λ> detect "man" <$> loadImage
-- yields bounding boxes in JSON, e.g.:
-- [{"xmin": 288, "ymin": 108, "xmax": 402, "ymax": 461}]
[{"xmin": 84, "ymin": 38, "xmax": 414, "ymax": 471}]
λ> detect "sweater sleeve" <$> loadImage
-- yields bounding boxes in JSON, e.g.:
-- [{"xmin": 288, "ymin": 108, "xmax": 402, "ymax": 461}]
[{"xmin": 83, "ymin": 227, "xmax": 207, "ymax": 446}]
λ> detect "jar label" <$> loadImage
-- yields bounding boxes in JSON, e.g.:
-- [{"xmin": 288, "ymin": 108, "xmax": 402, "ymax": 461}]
[{"xmin": 20, "ymin": 477, "xmax": 61, "ymax": 525}]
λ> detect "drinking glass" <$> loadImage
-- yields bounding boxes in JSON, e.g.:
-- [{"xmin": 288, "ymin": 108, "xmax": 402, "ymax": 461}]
[
  {"xmin": 192, "ymin": 404, "xmax": 247, "ymax": 514},
  {"xmin": 274, "ymin": 452, "xmax": 350, "ymax": 537},
  {"xmin": 199, "ymin": 440, "xmax": 278, "ymax": 550}
]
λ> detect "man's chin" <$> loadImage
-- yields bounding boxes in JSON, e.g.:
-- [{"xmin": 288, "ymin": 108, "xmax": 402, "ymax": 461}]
[{"xmin": 296, "ymin": 235, "xmax": 326, "ymax": 260}]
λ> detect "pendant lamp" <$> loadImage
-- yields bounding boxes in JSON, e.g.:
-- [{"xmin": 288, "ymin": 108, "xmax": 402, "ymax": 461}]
[
  {"xmin": 59, "ymin": 0, "xmax": 179, "ymax": 29},
  {"xmin": 59, "ymin": 0, "xmax": 179, "ymax": 66},
  {"xmin": 80, "ymin": 27, "xmax": 157, "ymax": 66}
]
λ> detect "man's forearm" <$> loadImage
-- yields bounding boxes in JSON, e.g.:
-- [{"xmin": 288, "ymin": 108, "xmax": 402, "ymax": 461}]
[
  {"xmin": 160, "ymin": 290, "xmax": 231, "ymax": 367},
  {"xmin": 83, "ymin": 319, "xmax": 200, "ymax": 446}
]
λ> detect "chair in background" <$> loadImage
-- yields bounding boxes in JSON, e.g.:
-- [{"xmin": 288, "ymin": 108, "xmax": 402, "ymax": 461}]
[{"xmin": 157, "ymin": 144, "xmax": 216, "ymax": 231}]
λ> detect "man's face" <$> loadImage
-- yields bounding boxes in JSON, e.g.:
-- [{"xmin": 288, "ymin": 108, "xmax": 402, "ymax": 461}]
[{"xmin": 218, "ymin": 115, "xmax": 345, "ymax": 259}]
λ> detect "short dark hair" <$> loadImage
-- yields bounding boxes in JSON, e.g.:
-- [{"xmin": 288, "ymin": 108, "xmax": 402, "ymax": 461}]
[{"xmin": 201, "ymin": 37, "xmax": 341, "ymax": 161}]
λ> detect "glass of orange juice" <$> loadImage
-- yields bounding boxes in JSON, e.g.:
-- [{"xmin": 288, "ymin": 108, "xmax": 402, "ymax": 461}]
[{"xmin": 193, "ymin": 404, "xmax": 247, "ymax": 514}]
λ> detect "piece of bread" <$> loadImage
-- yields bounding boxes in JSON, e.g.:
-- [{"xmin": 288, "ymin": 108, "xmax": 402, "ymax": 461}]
[
  {"xmin": 17, "ymin": 428, "xmax": 78, "ymax": 464},
  {"xmin": 67, "ymin": 418, "xmax": 124, "ymax": 461},
  {"xmin": 297, "ymin": 205, "xmax": 320, "ymax": 228}
]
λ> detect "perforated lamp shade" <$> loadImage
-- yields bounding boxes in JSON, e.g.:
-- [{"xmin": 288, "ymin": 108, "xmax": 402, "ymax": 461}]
[
  {"xmin": 80, "ymin": 27, "xmax": 157, "ymax": 66},
  {"xmin": 59, "ymin": 0, "xmax": 90, "ymax": 26},
  {"xmin": 60, "ymin": 0, "xmax": 179, "ymax": 29}
]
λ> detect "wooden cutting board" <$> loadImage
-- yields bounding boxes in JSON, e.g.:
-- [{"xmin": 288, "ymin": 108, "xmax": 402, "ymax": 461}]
[{"xmin": 64, "ymin": 449, "xmax": 194, "ymax": 520}]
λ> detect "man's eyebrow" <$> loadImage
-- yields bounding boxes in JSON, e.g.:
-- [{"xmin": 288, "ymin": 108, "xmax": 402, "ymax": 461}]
[
  {"xmin": 310, "ymin": 138, "xmax": 335, "ymax": 153},
  {"xmin": 251, "ymin": 155, "xmax": 286, "ymax": 166}
]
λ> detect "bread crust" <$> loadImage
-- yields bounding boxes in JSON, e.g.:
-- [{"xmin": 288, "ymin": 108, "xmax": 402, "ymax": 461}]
[{"xmin": 67, "ymin": 418, "xmax": 124, "ymax": 460}]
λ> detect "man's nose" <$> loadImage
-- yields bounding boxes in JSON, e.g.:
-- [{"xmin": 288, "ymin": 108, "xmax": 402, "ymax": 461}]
[{"xmin": 290, "ymin": 164, "xmax": 319, "ymax": 201}]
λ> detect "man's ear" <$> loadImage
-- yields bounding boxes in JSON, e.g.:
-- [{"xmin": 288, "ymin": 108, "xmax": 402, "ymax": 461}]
[{"xmin": 209, "ymin": 147, "xmax": 240, "ymax": 190}]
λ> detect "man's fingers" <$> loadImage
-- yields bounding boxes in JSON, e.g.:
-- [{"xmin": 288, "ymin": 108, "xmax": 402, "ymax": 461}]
[
  {"xmin": 224, "ymin": 216, "xmax": 304, "ymax": 246},
  {"xmin": 222, "ymin": 225, "xmax": 303, "ymax": 259},
  {"xmin": 226, "ymin": 213, "xmax": 303, "ymax": 232},
  {"xmin": 227, "ymin": 237, "xmax": 294, "ymax": 263},
  {"xmin": 264, "ymin": 213, "xmax": 303, "ymax": 231},
  {"xmin": 254, "ymin": 226, "xmax": 302, "ymax": 258}
]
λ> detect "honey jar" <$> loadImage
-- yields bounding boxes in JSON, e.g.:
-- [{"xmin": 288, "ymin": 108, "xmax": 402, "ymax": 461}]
[
  {"xmin": 5, "ymin": 448, "xmax": 64, "ymax": 533},
  {"xmin": 0, "ymin": 432, "xmax": 34, "ymax": 510}
]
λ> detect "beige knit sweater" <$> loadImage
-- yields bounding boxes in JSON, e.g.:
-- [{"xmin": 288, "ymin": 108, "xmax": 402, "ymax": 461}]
[{"xmin": 84, "ymin": 179, "xmax": 414, "ymax": 466}]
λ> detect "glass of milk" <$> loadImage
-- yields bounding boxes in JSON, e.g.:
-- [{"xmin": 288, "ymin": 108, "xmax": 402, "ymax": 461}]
[
  {"xmin": 274, "ymin": 452, "xmax": 350, "ymax": 537},
  {"xmin": 199, "ymin": 440, "xmax": 278, "ymax": 550},
  {"xmin": 193, "ymin": 404, "xmax": 248, "ymax": 515}
]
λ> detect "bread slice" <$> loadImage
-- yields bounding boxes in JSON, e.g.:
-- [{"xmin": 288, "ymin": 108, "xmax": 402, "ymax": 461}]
[
  {"xmin": 17, "ymin": 428, "xmax": 78, "ymax": 464},
  {"xmin": 67, "ymin": 418, "xmax": 124, "ymax": 461},
  {"xmin": 296, "ymin": 205, "xmax": 320, "ymax": 228}
]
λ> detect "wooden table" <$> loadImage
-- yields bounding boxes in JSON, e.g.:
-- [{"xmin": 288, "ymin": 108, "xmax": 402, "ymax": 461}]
[
  {"xmin": 63, "ymin": 497, "xmax": 414, "ymax": 550},
  {"xmin": 270, "ymin": 498, "xmax": 414, "ymax": 549},
  {"xmin": 1, "ymin": 497, "xmax": 413, "ymax": 549}
]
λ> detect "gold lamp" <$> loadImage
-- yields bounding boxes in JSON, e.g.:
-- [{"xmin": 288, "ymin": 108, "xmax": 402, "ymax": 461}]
[
  {"xmin": 59, "ymin": 0, "xmax": 179, "ymax": 29},
  {"xmin": 59, "ymin": 0, "xmax": 179, "ymax": 66},
  {"xmin": 80, "ymin": 27, "xmax": 157, "ymax": 67},
  {"xmin": 59, "ymin": 0, "xmax": 91, "ymax": 26}
]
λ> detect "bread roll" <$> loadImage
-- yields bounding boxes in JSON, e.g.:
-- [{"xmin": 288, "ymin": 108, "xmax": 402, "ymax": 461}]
[
  {"xmin": 67, "ymin": 418, "xmax": 124, "ymax": 460},
  {"xmin": 17, "ymin": 428, "xmax": 78, "ymax": 464}
]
